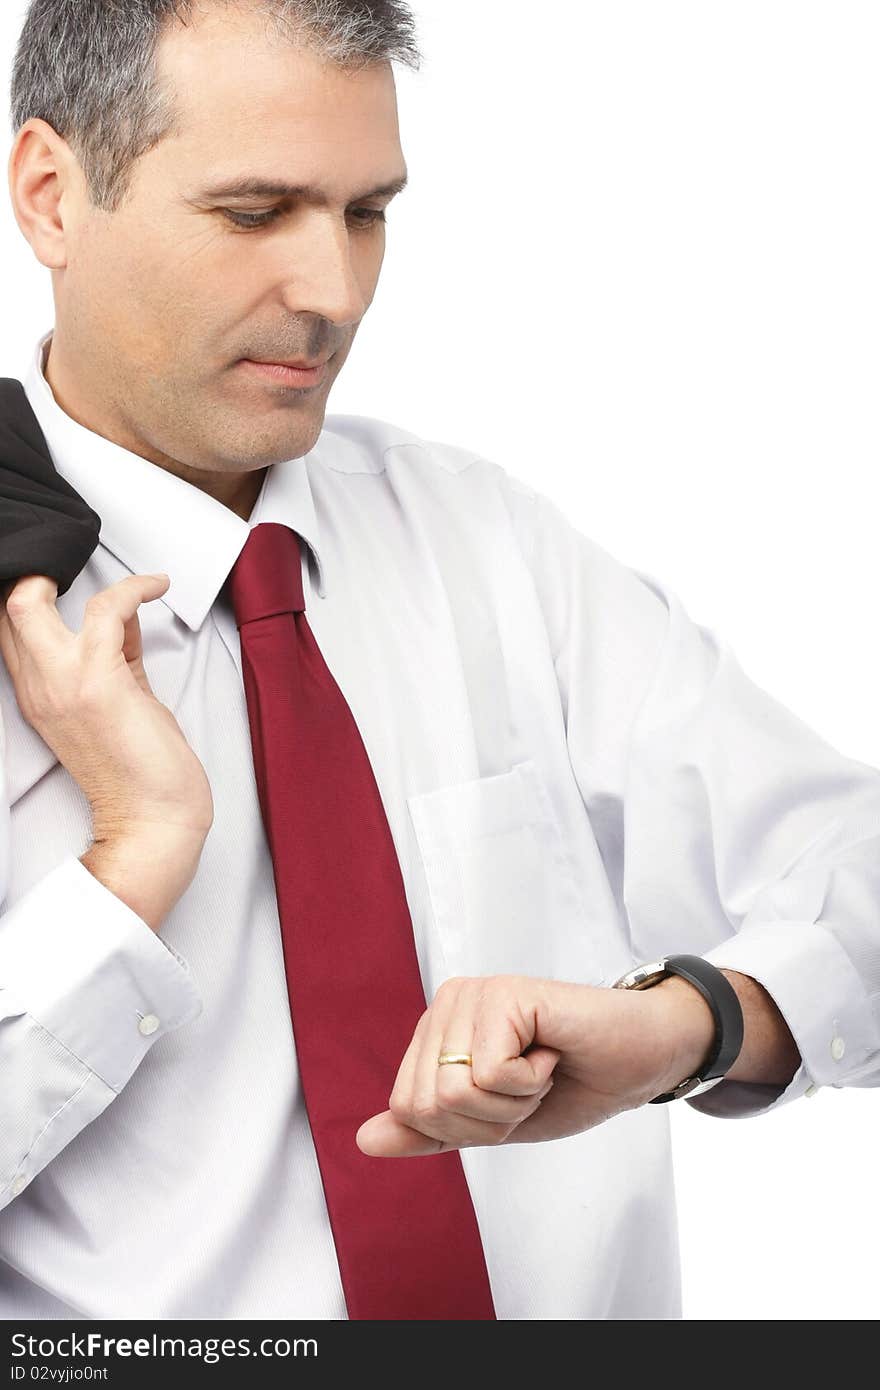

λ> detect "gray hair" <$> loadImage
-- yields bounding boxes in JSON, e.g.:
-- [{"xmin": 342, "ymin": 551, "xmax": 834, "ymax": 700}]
[{"xmin": 9, "ymin": 0, "xmax": 421, "ymax": 214}]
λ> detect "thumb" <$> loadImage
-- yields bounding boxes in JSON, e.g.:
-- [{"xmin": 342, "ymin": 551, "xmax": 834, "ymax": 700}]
[
  {"xmin": 356, "ymin": 1110, "xmax": 443, "ymax": 1158},
  {"xmin": 121, "ymin": 574, "xmax": 168, "ymax": 694},
  {"xmin": 121, "ymin": 610, "xmax": 154, "ymax": 695}
]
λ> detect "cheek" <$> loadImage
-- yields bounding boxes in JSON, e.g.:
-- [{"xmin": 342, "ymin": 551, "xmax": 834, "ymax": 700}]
[{"xmin": 110, "ymin": 215, "xmax": 225, "ymax": 313}]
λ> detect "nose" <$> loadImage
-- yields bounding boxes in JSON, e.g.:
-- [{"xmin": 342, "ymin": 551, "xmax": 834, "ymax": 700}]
[{"xmin": 277, "ymin": 210, "xmax": 372, "ymax": 328}]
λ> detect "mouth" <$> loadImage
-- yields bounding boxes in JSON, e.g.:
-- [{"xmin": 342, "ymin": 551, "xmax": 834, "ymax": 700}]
[{"xmin": 238, "ymin": 357, "xmax": 331, "ymax": 389}]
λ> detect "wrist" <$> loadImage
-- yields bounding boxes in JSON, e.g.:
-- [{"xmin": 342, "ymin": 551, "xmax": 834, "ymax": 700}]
[
  {"xmin": 80, "ymin": 830, "xmax": 205, "ymax": 933},
  {"xmin": 645, "ymin": 973, "xmax": 719, "ymax": 1096}
]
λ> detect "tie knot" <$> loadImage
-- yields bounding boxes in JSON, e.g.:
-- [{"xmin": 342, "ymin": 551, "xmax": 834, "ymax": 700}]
[{"xmin": 226, "ymin": 522, "xmax": 306, "ymax": 628}]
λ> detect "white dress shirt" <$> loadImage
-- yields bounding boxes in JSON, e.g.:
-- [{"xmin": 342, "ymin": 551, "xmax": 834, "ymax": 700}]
[{"xmin": 1, "ymin": 326, "xmax": 879, "ymax": 1321}]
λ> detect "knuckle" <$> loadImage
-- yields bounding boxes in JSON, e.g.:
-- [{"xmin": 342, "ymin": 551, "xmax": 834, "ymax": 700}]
[
  {"xmin": 436, "ymin": 1068, "xmax": 468, "ymax": 1100},
  {"xmin": 4, "ymin": 595, "xmax": 27, "ymax": 620},
  {"xmin": 471, "ymin": 1060, "xmax": 504, "ymax": 1091},
  {"xmin": 411, "ymin": 1096, "xmax": 439, "ymax": 1125},
  {"xmin": 3, "ymin": 579, "xmax": 29, "ymax": 612},
  {"xmin": 387, "ymin": 1090, "xmax": 410, "ymax": 1119},
  {"xmin": 3, "ymin": 576, "xmax": 57, "ymax": 612},
  {"xmin": 433, "ymin": 977, "xmax": 459, "ymax": 1002}
]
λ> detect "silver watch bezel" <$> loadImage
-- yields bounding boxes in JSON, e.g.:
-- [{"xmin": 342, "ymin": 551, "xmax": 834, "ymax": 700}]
[
  {"xmin": 611, "ymin": 958, "xmax": 670, "ymax": 991},
  {"xmin": 610, "ymin": 957, "xmax": 726, "ymax": 1100}
]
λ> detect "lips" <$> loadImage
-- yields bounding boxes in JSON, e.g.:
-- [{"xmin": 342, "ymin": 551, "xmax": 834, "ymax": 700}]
[
  {"xmin": 239, "ymin": 358, "xmax": 329, "ymax": 388},
  {"xmin": 250, "ymin": 356, "xmax": 330, "ymax": 369}
]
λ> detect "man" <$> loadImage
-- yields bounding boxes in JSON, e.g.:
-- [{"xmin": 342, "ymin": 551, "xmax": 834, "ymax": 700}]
[{"xmin": 0, "ymin": 0, "xmax": 878, "ymax": 1321}]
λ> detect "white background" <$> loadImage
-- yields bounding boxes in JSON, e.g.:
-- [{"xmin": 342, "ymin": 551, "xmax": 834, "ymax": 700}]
[{"xmin": 2, "ymin": 1, "xmax": 877, "ymax": 1319}]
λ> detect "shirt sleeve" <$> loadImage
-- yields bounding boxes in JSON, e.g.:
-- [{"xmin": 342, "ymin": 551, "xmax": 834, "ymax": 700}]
[
  {"xmin": 512, "ymin": 477, "xmax": 880, "ymax": 1120},
  {"xmin": 0, "ymin": 850, "xmax": 202, "ymax": 1208}
]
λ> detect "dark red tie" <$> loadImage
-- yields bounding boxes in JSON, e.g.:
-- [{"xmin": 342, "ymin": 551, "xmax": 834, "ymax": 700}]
[{"xmin": 226, "ymin": 522, "xmax": 497, "ymax": 1320}]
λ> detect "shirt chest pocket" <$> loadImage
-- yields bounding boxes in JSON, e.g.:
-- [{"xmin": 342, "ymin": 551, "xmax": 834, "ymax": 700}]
[{"xmin": 406, "ymin": 759, "xmax": 607, "ymax": 986}]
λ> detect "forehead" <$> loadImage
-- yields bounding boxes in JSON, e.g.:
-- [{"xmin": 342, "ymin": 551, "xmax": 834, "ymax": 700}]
[{"xmin": 154, "ymin": 6, "xmax": 402, "ymax": 156}]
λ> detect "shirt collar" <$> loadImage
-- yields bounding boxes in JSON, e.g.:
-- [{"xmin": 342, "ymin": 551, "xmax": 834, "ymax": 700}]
[{"xmin": 21, "ymin": 327, "xmax": 327, "ymax": 632}]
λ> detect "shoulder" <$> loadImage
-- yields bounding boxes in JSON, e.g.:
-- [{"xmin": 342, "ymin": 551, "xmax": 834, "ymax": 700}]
[
  {"xmin": 315, "ymin": 412, "xmax": 534, "ymax": 492},
  {"xmin": 314, "ymin": 410, "xmax": 673, "ymax": 641}
]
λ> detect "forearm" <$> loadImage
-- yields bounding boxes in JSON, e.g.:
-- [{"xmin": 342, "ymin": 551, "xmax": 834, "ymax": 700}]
[
  {"xmin": 650, "ymin": 969, "xmax": 801, "ymax": 1096},
  {"xmin": 80, "ymin": 829, "xmax": 205, "ymax": 935}
]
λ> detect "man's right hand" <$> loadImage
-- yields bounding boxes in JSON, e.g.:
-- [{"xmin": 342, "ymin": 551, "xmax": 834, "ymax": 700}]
[{"xmin": 0, "ymin": 571, "xmax": 214, "ymax": 859}]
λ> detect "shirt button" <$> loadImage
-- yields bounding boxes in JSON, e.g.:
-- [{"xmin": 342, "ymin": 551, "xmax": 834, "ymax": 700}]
[
  {"xmin": 804, "ymin": 1082, "xmax": 819, "ymax": 1097},
  {"xmin": 10, "ymin": 1174, "xmax": 27, "ymax": 1196},
  {"xmin": 830, "ymin": 1036, "xmax": 845, "ymax": 1061},
  {"xmin": 138, "ymin": 1013, "xmax": 160, "ymax": 1036}
]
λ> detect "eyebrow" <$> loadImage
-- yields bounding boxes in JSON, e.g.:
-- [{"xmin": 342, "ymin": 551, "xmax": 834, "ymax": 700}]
[{"xmin": 194, "ymin": 172, "xmax": 409, "ymax": 203}]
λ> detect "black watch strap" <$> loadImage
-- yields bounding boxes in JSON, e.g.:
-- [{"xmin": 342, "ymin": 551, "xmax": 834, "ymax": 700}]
[{"xmin": 649, "ymin": 954, "xmax": 744, "ymax": 1103}]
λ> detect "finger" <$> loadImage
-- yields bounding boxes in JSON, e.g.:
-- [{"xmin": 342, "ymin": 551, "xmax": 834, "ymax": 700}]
[
  {"xmin": 360, "ymin": 1007, "xmax": 447, "ymax": 1157},
  {"xmin": 0, "ymin": 589, "xmax": 21, "ymax": 679},
  {"xmin": 121, "ymin": 609, "xmax": 147, "ymax": 673},
  {"xmin": 0, "ymin": 574, "xmax": 64, "ymax": 637},
  {"xmin": 386, "ymin": 1005, "xmax": 433, "ymax": 1118},
  {"xmin": 436, "ymin": 1065, "xmax": 554, "ymax": 1126},
  {"xmin": 471, "ymin": 983, "xmax": 560, "ymax": 1096},
  {"xmin": 366, "ymin": 996, "xmax": 495, "ymax": 1158},
  {"xmin": 2, "ymin": 573, "xmax": 168, "ymax": 681},
  {"xmin": 2, "ymin": 574, "xmax": 58, "ymax": 606},
  {"xmin": 0, "ymin": 576, "xmax": 65, "ymax": 678},
  {"xmin": 409, "ymin": 979, "xmax": 518, "ymax": 1148},
  {"xmin": 81, "ymin": 574, "xmax": 169, "ymax": 657},
  {"xmin": 436, "ymin": 981, "xmax": 554, "ymax": 1125},
  {"xmin": 356, "ymin": 1108, "xmax": 444, "ymax": 1157},
  {"xmin": 411, "ymin": 977, "xmax": 476, "ymax": 1125}
]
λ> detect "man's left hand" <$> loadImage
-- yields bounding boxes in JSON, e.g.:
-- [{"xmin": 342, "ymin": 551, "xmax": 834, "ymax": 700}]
[{"xmin": 355, "ymin": 972, "xmax": 716, "ymax": 1156}]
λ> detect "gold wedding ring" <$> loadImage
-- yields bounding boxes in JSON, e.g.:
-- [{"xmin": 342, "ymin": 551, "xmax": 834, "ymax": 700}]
[{"xmin": 437, "ymin": 1052, "xmax": 473, "ymax": 1067}]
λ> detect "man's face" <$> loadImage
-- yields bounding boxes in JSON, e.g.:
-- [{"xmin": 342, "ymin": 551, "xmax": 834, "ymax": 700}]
[{"xmin": 22, "ymin": 5, "xmax": 407, "ymax": 507}]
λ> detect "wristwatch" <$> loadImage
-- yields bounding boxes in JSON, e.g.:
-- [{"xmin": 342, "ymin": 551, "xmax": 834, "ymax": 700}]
[{"xmin": 611, "ymin": 953, "xmax": 745, "ymax": 1102}]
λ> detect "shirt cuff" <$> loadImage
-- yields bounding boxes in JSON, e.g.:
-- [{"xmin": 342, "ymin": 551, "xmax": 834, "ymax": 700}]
[
  {"xmin": 0, "ymin": 853, "xmax": 202, "ymax": 1092},
  {"xmin": 683, "ymin": 920, "xmax": 880, "ymax": 1118}
]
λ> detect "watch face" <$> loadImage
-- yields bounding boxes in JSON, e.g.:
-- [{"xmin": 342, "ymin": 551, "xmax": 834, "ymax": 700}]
[{"xmin": 612, "ymin": 959, "xmax": 669, "ymax": 991}]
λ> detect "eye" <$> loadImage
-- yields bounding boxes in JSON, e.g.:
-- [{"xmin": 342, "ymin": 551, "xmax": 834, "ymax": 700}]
[
  {"xmin": 348, "ymin": 208, "xmax": 387, "ymax": 229},
  {"xmin": 220, "ymin": 206, "xmax": 387, "ymax": 231},
  {"xmin": 221, "ymin": 208, "xmax": 285, "ymax": 230}
]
